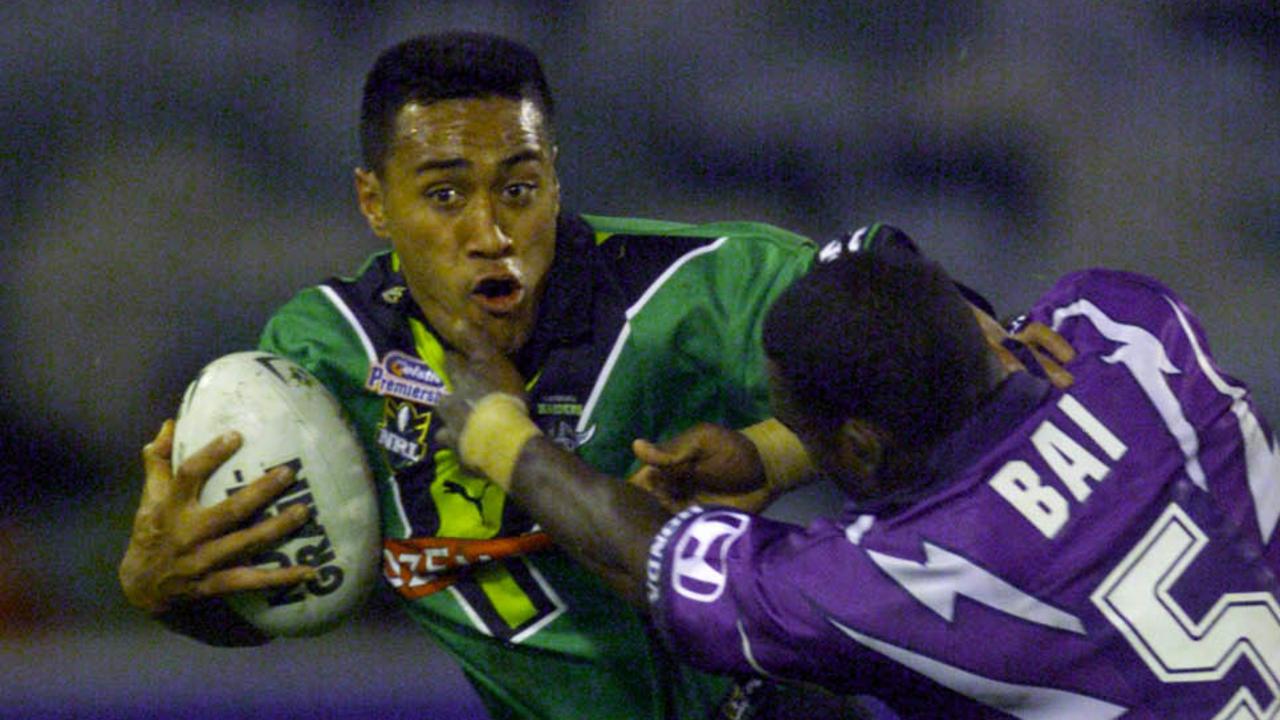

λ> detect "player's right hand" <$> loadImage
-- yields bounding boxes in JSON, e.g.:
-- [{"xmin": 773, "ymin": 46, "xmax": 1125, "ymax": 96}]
[
  {"xmin": 118, "ymin": 420, "xmax": 316, "ymax": 615},
  {"xmin": 629, "ymin": 423, "xmax": 774, "ymax": 513}
]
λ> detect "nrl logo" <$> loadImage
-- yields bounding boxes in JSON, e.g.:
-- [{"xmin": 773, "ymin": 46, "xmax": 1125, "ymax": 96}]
[
  {"xmin": 376, "ymin": 398, "xmax": 430, "ymax": 469},
  {"xmin": 535, "ymin": 394, "xmax": 596, "ymax": 450}
]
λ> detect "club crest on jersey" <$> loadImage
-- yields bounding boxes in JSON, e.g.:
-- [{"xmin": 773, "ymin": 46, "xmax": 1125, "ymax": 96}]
[
  {"xmin": 366, "ymin": 350, "xmax": 446, "ymax": 406},
  {"xmin": 534, "ymin": 394, "xmax": 596, "ymax": 451},
  {"xmin": 377, "ymin": 398, "xmax": 431, "ymax": 469}
]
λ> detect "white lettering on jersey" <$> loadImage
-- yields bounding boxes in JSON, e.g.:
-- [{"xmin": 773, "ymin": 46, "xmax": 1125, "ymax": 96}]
[
  {"xmin": 988, "ymin": 460, "xmax": 1070, "ymax": 538},
  {"xmin": 865, "ymin": 541, "xmax": 1086, "ymax": 634},
  {"xmin": 1058, "ymin": 394, "xmax": 1128, "ymax": 461},
  {"xmin": 1164, "ymin": 295, "xmax": 1280, "ymax": 543},
  {"xmin": 648, "ymin": 505, "xmax": 702, "ymax": 604},
  {"xmin": 829, "ymin": 618, "xmax": 1128, "ymax": 719},
  {"xmin": 818, "ymin": 239, "xmax": 844, "ymax": 263},
  {"xmin": 988, "ymin": 395, "xmax": 1126, "ymax": 539},
  {"xmin": 1030, "ymin": 422, "xmax": 1111, "ymax": 503},
  {"xmin": 1092, "ymin": 502, "xmax": 1280, "ymax": 719},
  {"xmin": 846, "ymin": 226, "xmax": 870, "ymax": 253}
]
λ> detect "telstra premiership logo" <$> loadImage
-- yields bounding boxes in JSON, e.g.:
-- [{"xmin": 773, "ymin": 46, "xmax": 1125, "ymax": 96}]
[{"xmin": 366, "ymin": 351, "xmax": 446, "ymax": 405}]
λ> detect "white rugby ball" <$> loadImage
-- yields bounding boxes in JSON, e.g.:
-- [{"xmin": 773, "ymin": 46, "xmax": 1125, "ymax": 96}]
[{"xmin": 172, "ymin": 351, "xmax": 380, "ymax": 637}]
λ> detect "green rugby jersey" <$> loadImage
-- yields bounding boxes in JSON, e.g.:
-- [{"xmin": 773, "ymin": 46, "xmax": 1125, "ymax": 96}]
[{"xmin": 259, "ymin": 214, "xmax": 816, "ymax": 719}]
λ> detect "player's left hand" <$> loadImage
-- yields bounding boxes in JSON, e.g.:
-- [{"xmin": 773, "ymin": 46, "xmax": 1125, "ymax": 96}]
[
  {"xmin": 437, "ymin": 321, "xmax": 527, "ymax": 449},
  {"xmin": 629, "ymin": 423, "xmax": 772, "ymax": 513},
  {"xmin": 119, "ymin": 421, "xmax": 316, "ymax": 615}
]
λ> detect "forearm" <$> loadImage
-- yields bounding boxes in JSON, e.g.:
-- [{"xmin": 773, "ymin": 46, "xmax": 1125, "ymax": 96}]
[
  {"xmin": 509, "ymin": 437, "xmax": 670, "ymax": 606},
  {"xmin": 455, "ymin": 392, "xmax": 671, "ymax": 605}
]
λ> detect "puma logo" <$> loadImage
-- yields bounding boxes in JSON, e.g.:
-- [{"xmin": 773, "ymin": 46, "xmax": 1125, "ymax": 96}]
[{"xmin": 443, "ymin": 480, "xmax": 490, "ymax": 518}]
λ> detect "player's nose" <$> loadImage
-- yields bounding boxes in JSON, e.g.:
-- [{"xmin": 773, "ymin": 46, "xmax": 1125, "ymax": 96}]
[{"xmin": 464, "ymin": 201, "xmax": 513, "ymax": 259}]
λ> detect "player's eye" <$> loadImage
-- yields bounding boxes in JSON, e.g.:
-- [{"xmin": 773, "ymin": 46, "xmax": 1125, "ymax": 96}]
[
  {"xmin": 425, "ymin": 186, "xmax": 461, "ymax": 207},
  {"xmin": 502, "ymin": 182, "xmax": 536, "ymax": 204}
]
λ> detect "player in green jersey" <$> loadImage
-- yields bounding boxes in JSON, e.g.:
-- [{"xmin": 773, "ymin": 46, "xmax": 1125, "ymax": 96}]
[{"xmin": 118, "ymin": 31, "xmax": 869, "ymax": 718}]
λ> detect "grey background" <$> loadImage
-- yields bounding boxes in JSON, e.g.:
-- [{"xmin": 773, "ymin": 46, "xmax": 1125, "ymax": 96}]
[{"xmin": 1, "ymin": 1, "xmax": 1275, "ymax": 717}]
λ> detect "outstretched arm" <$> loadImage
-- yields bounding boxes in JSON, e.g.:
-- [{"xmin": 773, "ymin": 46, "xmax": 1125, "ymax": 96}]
[
  {"xmin": 508, "ymin": 427, "xmax": 669, "ymax": 606},
  {"xmin": 436, "ymin": 347, "xmax": 669, "ymax": 607}
]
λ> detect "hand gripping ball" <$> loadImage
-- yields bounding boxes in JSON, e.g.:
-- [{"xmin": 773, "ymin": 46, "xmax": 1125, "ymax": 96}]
[{"xmin": 172, "ymin": 351, "xmax": 381, "ymax": 636}]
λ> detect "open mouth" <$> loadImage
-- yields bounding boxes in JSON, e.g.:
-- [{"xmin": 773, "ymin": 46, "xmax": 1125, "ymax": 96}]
[{"xmin": 470, "ymin": 275, "xmax": 525, "ymax": 314}]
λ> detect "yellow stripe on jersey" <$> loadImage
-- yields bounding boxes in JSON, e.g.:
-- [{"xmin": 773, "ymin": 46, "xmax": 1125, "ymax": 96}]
[{"xmin": 476, "ymin": 562, "xmax": 541, "ymax": 631}]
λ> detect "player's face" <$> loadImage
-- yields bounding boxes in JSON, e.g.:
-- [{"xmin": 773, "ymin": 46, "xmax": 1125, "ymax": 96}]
[
  {"xmin": 767, "ymin": 360, "xmax": 877, "ymax": 501},
  {"xmin": 356, "ymin": 96, "xmax": 560, "ymax": 356}
]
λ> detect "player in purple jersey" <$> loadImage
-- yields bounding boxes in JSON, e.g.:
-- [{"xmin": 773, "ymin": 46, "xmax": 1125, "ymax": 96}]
[{"xmin": 437, "ymin": 226, "xmax": 1280, "ymax": 719}]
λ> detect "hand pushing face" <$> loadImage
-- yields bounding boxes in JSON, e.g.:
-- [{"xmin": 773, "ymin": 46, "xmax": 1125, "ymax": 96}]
[{"xmin": 437, "ymin": 319, "xmax": 530, "ymax": 449}]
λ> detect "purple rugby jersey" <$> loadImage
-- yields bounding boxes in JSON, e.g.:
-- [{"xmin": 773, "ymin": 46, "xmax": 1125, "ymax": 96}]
[{"xmin": 647, "ymin": 269, "xmax": 1280, "ymax": 719}]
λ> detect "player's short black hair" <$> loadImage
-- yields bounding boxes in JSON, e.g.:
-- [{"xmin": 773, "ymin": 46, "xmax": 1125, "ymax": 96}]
[
  {"xmin": 763, "ymin": 244, "xmax": 992, "ymax": 449},
  {"xmin": 359, "ymin": 32, "xmax": 556, "ymax": 173}
]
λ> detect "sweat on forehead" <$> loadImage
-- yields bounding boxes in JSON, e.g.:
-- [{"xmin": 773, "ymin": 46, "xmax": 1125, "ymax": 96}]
[{"xmin": 390, "ymin": 97, "xmax": 552, "ymax": 150}]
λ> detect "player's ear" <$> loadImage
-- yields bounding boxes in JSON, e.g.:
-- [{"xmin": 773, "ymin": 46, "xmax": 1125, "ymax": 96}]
[
  {"xmin": 837, "ymin": 418, "xmax": 883, "ymax": 479},
  {"xmin": 355, "ymin": 168, "xmax": 390, "ymax": 239}
]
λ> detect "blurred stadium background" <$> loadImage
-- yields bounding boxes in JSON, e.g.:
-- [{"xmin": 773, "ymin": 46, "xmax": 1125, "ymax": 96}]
[{"xmin": 1, "ymin": 1, "xmax": 1275, "ymax": 717}]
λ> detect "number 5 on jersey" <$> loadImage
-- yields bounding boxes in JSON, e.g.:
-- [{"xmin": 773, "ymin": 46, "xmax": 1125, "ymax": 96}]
[{"xmin": 1092, "ymin": 502, "xmax": 1280, "ymax": 719}]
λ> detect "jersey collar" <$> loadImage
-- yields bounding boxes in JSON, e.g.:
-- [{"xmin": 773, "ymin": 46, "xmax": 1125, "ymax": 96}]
[
  {"xmin": 512, "ymin": 213, "xmax": 597, "ymax": 375},
  {"xmin": 926, "ymin": 371, "xmax": 1053, "ymax": 482}
]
